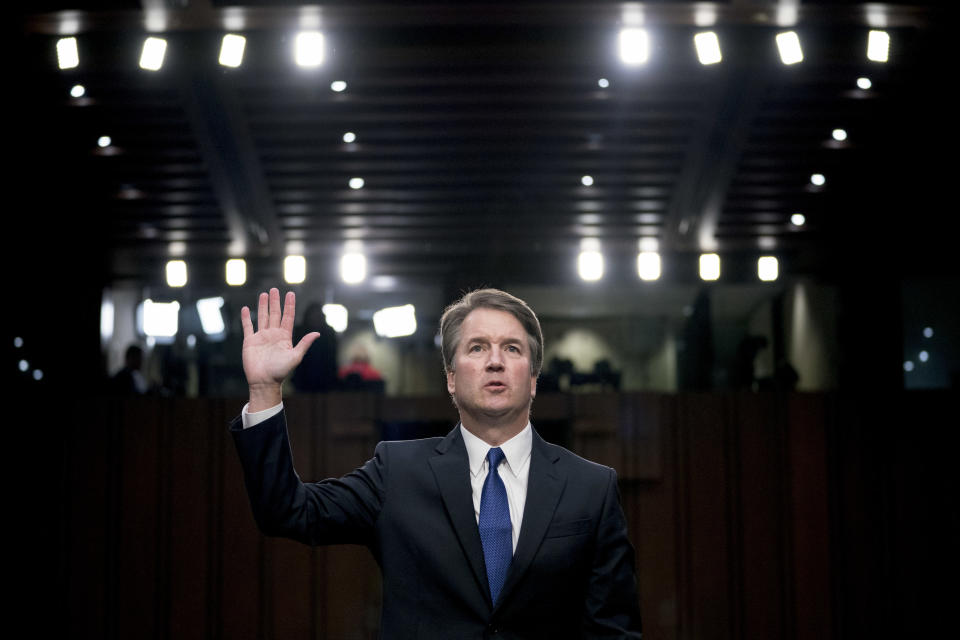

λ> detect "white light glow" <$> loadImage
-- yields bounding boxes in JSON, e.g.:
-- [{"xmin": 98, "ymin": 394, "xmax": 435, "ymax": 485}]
[
  {"xmin": 322, "ymin": 303, "xmax": 348, "ymax": 333},
  {"xmin": 832, "ymin": 128, "xmax": 847, "ymax": 141},
  {"xmin": 341, "ymin": 252, "xmax": 367, "ymax": 284},
  {"xmin": 791, "ymin": 213, "xmax": 806, "ymax": 226},
  {"xmin": 219, "ymin": 34, "xmax": 246, "ymax": 68},
  {"xmin": 637, "ymin": 252, "xmax": 661, "ymax": 281},
  {"xmin": 758, "ymin": 256, "xmax": 779, "ymax": 281},
  {"xmin": 196, "ymin": 297, "xmax": 226, "ymax": 335},
  {"xmin": 598, "ymin": 78, "xmax": 610, "ymax": 88},
  {"xmin": 349, "ymin": 177, "xmax": 365, "ymax": 189},
  {"xmin": 13, "ymin": 337, "xmax": 23, "ymax": 348},
  {"xmin": 100, "ymin": 298, "xmax": 114, "ymax": 342},
  {"xmin": 857, "ymin": 77, "xmax": 872, "ymax": 90},
  {"xmin": 98, "ymin": 136, "xmax": 112, "ymax": 148},
  {"xmin": 639, "ymin": 237, "xmax": 659, "ymax": 252},
  {"xmin": 70, "ymin": 84, "xmax": 85, "ymax": 98},
  {"xmin": 578, "ymin": 251, "xmax": 604, "ymax": 281},
  {"xmin": 867, "ymin": 30, "xmax": 890, "ymax": 63},
  {"xmin": 619, "ymin": 28, "xmax": 650, "ymax": 65},
  {"xmin": 186, "ymin": 334, "xmax": 197, "ymax": 349},
  {"xmin": 903, "ymin": 361, "xmax": 914, "ymax": 372},
  {"xmin": 581, "ymin": 175, "xmax": 594, "ymax": 186},
  {"xmin": 373, "ymin": 304, "xmax": 417, "ymax": 338},
  {"xmin": 142, "ymin": 299, "xmax": 180, "ymax": 337},
  {"xmin": 810, "ymin": 173, "xmax": 826, "ymax": 186},
  {"xmin": 284, "ymin": 255, "xmax": 306, "ymax": 284},
  {"xmin": 18, "ymin": 360, "xmax": 29, "ymax": 372},
  {"xmin": 57, "ymin": 37, "xmax": 79, "ymax": 69},
  {"xmin": 139, "ymin": 37, "xmax": 167, "ymax": 71},
  {"xmin": 294, "ymin": 31, "xmax": 325, "ymax": 67},
  {"xmin": 694, "ymin": 32, "xmax": 722, "ymax": 65},
  {"xmin": 343, "ymin": 131, "xmax": 356, "ymax": 143},
  {"xmin": 166, "ymin": 260, "xmax": 187, "ymax": 287},
  {"xmin": 776, "ymin": 31, "xmax": 803, "ymax": 65},
  {"xmin": 699, "ymin": 253, "xmax": 720, "ymax": 281},
  {"xmin": 923, "ymin": 326, "xmax": 933, "ymax": 338},
  {"xmin": 919, "ymin": 350, "xmax": 929, "ymax": 363},
  {"xmin": 32, "ymin": 369, "xmax": 43, "ymax": 381},
  {"xmin": 225, "ymin": 258, "xmax": 246, "ymax": 286},
  {"xmin": 331, "ymin": 80, "xmax": 347, "ymax": 92}
]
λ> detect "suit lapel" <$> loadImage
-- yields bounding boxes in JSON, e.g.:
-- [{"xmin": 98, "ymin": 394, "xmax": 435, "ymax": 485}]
[
  {"xmin": 495, "ymin": 429, "xmax": 564, "ymax": 611},
  {"xmin": 428, "ymin": 425, "xmax": 492, "ymax": 606}
]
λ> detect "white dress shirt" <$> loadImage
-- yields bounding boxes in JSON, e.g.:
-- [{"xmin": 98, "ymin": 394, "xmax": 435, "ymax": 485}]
[
  {"xmin": 241, "ymin": 402, "xmax": 532, "ymax": 553},
  {"xmin": 459, "ymin": 422, "xmax": 532, "ymax": 554}
]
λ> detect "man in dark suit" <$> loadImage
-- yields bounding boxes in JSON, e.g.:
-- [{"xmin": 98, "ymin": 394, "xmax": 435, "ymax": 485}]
[{"xmin": 231, "ymin": 288, "xmax": 642, "ymax": 638}]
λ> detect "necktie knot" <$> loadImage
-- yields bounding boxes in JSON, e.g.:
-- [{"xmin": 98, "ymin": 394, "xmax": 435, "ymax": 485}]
[{"xmin": 487, "ymin": 446, "xmax": 505, "ymax": 469}]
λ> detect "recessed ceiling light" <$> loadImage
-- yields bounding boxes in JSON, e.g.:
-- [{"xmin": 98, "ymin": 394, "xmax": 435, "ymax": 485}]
[
  {"xmin": 867, "ymin": 30, "xmax": 890, "ymax": 63},
  {"xmin": 349, "ymin": 177, "xmax": 365, "ymax": 189},
  {"xmin": 832, "ymin": 128, "xmax": 847, "ymax": 141},
  {"xmin": 139, "ymin": 37, "xmax": 167, "ymax": 71},
  {"xmin": 791, "ymin": 213, "xmax": 806, "ymax": 226},
  {"xmin": 810, "ymin": 173, "xmax": 826, "ymax": 186},
  {"xmin": 342, "ymin": 131, "xmax": 356, "ymax": 143},
  {"xmin": 70, "ymin": 84, "xmax": 85, "ymax": 98},
  {"xmin": 857, "ymin": 77, "xmax": 872, "ymax": 90},
  {"xmin": 294, "ymin": 31, "xmax": 324, "ymax": 67},
  {"xmin": 598, "ymin": 78, "xmax": 610, "ymax": 88},
  {"xmin": 56, "ymin": 37, "xmax": 79, "ymax": 70},
  {"xmin": 331, "ymin": 80, "xmax": 347, "ymax": 92},
  {"xmin": 775, "ymin": 31, "xmax": 803, "ymax": 65},
  {"xmin": 619, "ymin": 28, "xmax": 650, "ymax": 65},
  {"xmin": 581, "ymin": 175, "xmax": 594, "ymax": 186},
  {"xmin": 694, "ymin": 31, "xmax": 722, "ymax": 65}
]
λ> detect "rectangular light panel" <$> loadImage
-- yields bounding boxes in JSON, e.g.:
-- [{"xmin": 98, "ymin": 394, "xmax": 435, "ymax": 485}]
[
  {"xmin": 140, "ymin": 37, "xmax": 167, "ymax": 71},
  {"xmin": 219, "ymin": 34, "xmax": 246, "ymax": 68},
  {"xmin": 694, "ymin": 32, "xmax": 722, "ymax": 65},
  {"xmin": 775, "ymin": 31, "xmax": 803, "ymax": 65}
]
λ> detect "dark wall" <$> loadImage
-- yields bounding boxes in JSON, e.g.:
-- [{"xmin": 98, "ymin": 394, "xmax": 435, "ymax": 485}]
[{"xmin": 45, "ymin": 391, "xmax": 954, "ymax": 639}]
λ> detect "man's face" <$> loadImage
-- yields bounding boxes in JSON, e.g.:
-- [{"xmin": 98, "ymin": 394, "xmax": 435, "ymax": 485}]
[{"xmin": 446, "ymin": 308, "xmax": 537, "ymax": 428}]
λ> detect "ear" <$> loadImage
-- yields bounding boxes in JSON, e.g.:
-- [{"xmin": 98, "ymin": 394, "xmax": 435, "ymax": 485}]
[
  {"xmin": 530, "ymin": 374, "xmax": 537, "ymax": 400},
  {"xmin": 446, "ymin": 369, "xmax": 456, "ymax": 396}
]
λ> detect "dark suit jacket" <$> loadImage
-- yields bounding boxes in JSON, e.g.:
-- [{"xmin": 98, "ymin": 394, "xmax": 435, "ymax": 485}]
[{"xmin": 231, "ymin": 412, "xmax": 642, "ymax": 639}]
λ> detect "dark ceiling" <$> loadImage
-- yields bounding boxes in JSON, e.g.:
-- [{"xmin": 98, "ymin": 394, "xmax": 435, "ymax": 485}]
[{"xmin": 15, "ymin": 2, "xmax": 954, "ymax": 296}]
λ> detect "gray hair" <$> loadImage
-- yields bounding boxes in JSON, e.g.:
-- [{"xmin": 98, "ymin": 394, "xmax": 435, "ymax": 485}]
[{"xmin": 440, "ymin": 288, "xmax": 543, "ymax": 377}]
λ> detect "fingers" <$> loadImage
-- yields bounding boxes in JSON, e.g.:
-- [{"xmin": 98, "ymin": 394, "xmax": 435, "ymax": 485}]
[
  {"xmin": 257, "ymin": 291, "xmax": 268, "ymax": 332},
  {"xmin": 293, "ymin": 331, "xmax": 321, "ymax": 360},
  {"xmin": 240, "ymin": 305, "xmax": 253, "ymax": 339},
  {"xmin": 252, "ymin": 288, "xmax": 295, "ymax": 333},
  {"xmin": 269, "ymin": 288, "xmax": 282, "ymax": 329},
  {"xmin": 280, "ymin": 291, "xmax": 296, "ymax": 334}
]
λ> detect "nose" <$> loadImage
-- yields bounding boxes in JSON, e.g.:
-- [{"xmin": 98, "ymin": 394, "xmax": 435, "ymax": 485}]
[{"xmin": 485, "ymin": 348, "xmax": 504, "ymax": 370}]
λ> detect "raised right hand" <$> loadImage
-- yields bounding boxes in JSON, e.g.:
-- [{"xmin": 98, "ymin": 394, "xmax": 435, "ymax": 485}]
[{"xmin": 241, "ymin": 288, "xmax": 320, "ymax": 411}]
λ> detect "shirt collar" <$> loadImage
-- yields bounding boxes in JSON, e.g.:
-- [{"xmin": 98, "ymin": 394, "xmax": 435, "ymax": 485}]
[{"xmin": 460, "ymin": 422, "xmax": 532, "ymax": 479}]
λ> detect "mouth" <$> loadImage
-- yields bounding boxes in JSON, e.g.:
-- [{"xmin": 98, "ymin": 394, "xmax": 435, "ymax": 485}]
[{"xmin": 484, "ymin": 380, "xmax": 507, "ymax": 390}]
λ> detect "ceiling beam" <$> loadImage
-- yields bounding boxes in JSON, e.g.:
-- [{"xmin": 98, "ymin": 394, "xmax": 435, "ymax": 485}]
[
  {"xmin": 179, "ymin": 66, "xmax": 284, "ymax": 259},
  {"xmin": 664, "ymin": 66, "xmax": 766, "ymax": 253}
]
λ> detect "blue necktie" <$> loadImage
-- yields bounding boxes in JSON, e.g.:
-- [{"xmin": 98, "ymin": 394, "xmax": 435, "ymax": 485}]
[{"xmin": 479, "ymin": 447, "xmax": 512, "ymax": 604}]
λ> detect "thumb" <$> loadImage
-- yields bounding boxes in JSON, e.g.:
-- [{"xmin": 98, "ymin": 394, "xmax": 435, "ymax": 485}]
[{"xmin": 292, "ymin": 331, "xmax": 322, "ymax": 360}]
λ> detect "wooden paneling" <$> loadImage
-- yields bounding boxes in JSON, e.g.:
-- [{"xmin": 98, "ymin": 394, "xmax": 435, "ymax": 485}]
[{"xmin": 57, "ymin": 391, "xmax": 943, "ymax": 639}]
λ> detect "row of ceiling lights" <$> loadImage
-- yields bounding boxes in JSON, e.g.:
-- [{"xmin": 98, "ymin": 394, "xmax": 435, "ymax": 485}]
[
  {"xmin": 54, "ymin": 27, "xmax": 892, "ymax": 72},
  {"xmin": 160, "ymin": 248, "xmax": 784, "ymax": 291}
]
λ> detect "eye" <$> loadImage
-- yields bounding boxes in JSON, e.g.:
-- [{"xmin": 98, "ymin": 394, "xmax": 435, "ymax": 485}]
[
  {"xmin": 506, "ymin": 345, "xmax": 520, "ymax": 353},
  {"xmin": 469, "ymin": 344, "xmax": 483, "ymax": 352}
]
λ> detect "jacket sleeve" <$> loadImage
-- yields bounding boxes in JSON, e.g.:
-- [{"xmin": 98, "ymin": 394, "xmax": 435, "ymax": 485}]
[
  {"xmin": 230, "ymin": 410, "xmax": 385, "ymax": 547},
  {"xmin": 582, "ymin": 467, "xmax": 644, "ymax": 638}
]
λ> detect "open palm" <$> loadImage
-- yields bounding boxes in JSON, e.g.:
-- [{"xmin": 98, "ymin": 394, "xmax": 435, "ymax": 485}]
[{"xmin": 241, "ymin": 288, "xmax": 319, "ymax": 388}]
